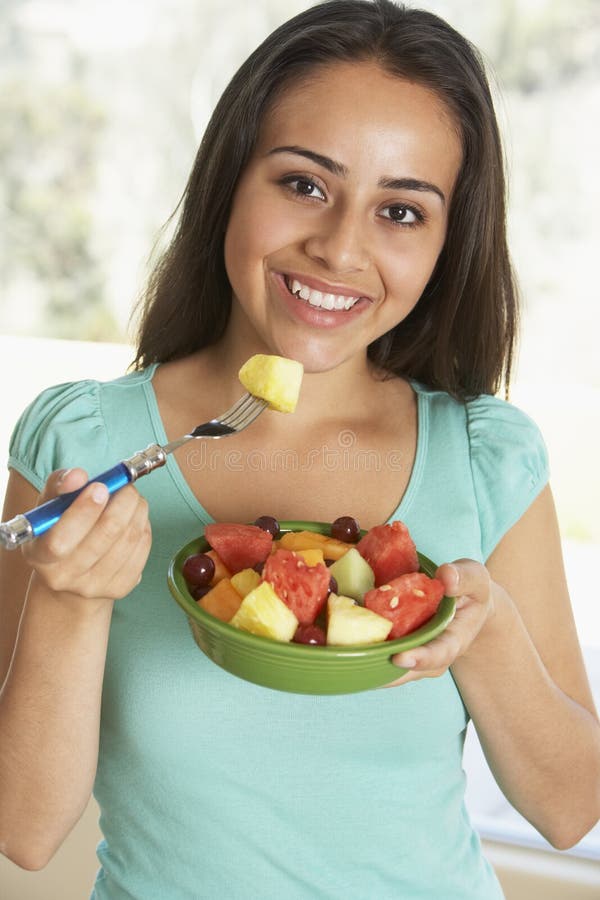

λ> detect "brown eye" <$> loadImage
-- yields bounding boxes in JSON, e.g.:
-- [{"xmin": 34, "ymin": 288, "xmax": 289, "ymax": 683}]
[
  {"xmin": 281, "ymin": 175, "xmax": 326, "ymax": 201},
  {"xmin": 380, "ymin": 204, "xmax": 424, "ymax": 226}
]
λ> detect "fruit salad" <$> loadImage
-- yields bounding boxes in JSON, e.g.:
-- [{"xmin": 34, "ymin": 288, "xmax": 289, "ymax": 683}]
[{"xmin": 181, "ymin": 517, "xmax": 445, "ymax": 647}]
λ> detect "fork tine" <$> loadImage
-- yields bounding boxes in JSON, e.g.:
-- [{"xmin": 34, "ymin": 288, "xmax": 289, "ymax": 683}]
[
  {"xmin": 219, "ymin": 393, "xmax": 266, "ymax": 430},
  {"xmin": 233, "ymin": 397, "xmax": 268, "ymax": 430},
  {"xmin": 218, "ymin": 392, "xmax": 257, "ymax": 427},
  {"xmin": 216, "ymin": 392, "xmax": 255, "ymax": 426}
]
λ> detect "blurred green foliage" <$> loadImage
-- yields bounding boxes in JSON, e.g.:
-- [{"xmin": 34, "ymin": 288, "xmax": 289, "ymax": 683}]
[{"xmin": 0, "ymin": 0, "xmax": 599, "ymax": 347}]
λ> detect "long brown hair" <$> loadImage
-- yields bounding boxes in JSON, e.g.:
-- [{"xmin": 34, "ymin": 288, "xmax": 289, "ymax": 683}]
[{"xmin": 133, "ymin": 0, "xmax": 518, "ymax": 398}]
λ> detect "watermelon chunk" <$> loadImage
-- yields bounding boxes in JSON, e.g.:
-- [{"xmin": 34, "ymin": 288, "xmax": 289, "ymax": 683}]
[
  {"xmin": 204, "ymin": 523, "xmax": 273, "ymax": 574},
  {"xmin": 363, "ymin": 572, "xmax": 444, "ymax": 638},
  {"xmin": 262, "ymin": 548, "xmax": 331, "ymax": 625},
  {"xmin": 356, "ymin": 521, "xmax": 418, "ymax": 586}
]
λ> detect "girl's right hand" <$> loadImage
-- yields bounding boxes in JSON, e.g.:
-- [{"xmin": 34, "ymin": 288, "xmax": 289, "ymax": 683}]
[{"xmin": 21, "ymin": 467, "xmax": 152, "ymax": 603}]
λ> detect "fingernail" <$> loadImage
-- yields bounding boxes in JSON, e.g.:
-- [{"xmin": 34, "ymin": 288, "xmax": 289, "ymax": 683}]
[
  {"xmin": 57, "ymin": 468, "xmax": 72, "ymax": 486},
  {"xmin": 395, "ymin": 655, "xmax": 417, "ymax": 669},
  {"xmin": 446, "ymin": 564, "xmax": 460, "ymax": 594},
  {"xmin": 91, "ymin": 484, "xmax": 109, "ymax": 504}
]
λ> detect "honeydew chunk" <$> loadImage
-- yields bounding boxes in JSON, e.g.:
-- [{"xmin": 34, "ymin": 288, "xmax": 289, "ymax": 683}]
[
  {"xmin": 229, "ymin": 581, "xmax": 298, "ymax": 641},
  {"xmin": 238, "ymin": 354, "xmax": 303, "ymax": 413},
  {"xmin": 327, "ymin": 593, "xmax": 393, "ymax": 646},
  {"xmin": 327, "ymin": 593, "xmax": 357, "ymax": 615},
  {"xmin": 328, "ymin": 548, "xmax": 375, "ymax": 603}
]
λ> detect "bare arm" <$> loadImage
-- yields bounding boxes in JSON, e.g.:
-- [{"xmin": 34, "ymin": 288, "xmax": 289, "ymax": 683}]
[
  {"xmin": 391, "ymin": 485, "xmax": 600, "ymax": 849},
  {"xmin": 0, "ymin": 468, "xmax": 151, "ymax": 869}
]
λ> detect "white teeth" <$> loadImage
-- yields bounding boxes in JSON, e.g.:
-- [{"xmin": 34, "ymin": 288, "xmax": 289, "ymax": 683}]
[{"xmin": 286, "ymin": 277, "xmax": 360, "ymax": 310}]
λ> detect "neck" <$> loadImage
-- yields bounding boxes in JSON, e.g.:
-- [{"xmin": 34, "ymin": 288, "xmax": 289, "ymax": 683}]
[{"xmin": 200, "ymin": 326, "xmax": 388, "ymax": 428}]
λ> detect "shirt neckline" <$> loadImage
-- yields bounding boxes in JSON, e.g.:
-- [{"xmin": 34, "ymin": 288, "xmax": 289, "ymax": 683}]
[{"xmin": 142, "ymin": 364, "xmax": 429, "ymax": 526}]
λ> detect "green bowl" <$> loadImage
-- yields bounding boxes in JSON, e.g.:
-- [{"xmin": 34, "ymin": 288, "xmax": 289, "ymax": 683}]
[{"xmin": 168, "ymin": 520, "xmax": 455, "ymax": 695}]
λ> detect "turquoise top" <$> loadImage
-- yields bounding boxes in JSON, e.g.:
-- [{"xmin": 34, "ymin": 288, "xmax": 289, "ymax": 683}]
[{"xmin": 8, "ymin": 367, "xmax": 549, "ymax": 900}]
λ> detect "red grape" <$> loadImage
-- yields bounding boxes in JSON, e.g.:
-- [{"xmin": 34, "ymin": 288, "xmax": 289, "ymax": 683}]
[
  {"xmin": 182, "ymin": 553, "xmax": 215, "ymax": 588},
  {"xmin": 293, "ymin": 624, "xmax": 326, "ymax": 646},
  {"xmin": 254, "ymin": 515, "xmax": 280, "ymax": 539},
  {"xmin": 331, "ymin": 516, "xmax": 361, "ymax": 543}
]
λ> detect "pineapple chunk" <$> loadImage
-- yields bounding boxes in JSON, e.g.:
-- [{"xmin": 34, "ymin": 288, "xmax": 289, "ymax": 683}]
[
  {"xmin": 327, "ymin": 593, "xmax": 393, "ymax": 646},
  {"xmin": 230, "ymin": 567, "xmax": 261, "ymax": 597},
  {"xmin": 229, "ymin": 581, "xmax": 298, "ymax": 641},
  {"xmin": 238, "ymin": 354, "xmax": 303, "ymax": 413}
]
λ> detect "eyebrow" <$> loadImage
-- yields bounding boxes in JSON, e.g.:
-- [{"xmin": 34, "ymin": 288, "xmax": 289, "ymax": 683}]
[{"xmin": 267, "ymin": 145, "xmax": 446, "ymax": 207}]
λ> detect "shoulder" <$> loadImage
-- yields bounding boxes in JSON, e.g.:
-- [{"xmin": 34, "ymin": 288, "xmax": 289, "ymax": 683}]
[
  {"xmin": 413, "ymin": 384, "xmax": 550, "ymax": 559},
  {"xmin": 8, "ymin": 367, "xmax": 157, "ymax": 491},
  {"xmin": 466, "ymin": 393, "xmax": 549, "ymax": 559},
  {"xmin": 464, "ymin": 392, "xmax": 549, "ymax": 489}
]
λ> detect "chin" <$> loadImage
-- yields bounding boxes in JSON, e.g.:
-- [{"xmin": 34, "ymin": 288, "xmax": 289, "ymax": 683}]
[{"xmin": 267, "ymin": 336, "xmax": 354, "ymax": 374}]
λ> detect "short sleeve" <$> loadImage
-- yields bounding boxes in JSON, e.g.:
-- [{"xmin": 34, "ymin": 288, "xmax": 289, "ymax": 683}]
[
  {"xmin": 466, "ymin": 395, "xmax": 550, "ymax": 559},
  {"xmin": 8, "ymin": 380, "xmax": 108, "ymax": 492}
]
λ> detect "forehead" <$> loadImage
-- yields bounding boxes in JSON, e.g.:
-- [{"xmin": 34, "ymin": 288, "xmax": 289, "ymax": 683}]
[{"xmin": 257, "ymin": 62, "xmax": 462, "ymax": 194}]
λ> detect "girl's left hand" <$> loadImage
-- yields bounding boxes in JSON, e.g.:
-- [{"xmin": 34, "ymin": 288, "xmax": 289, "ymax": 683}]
[{"xmin": 385, "ymin": 559, "xmax": 499, "ymax": 687}]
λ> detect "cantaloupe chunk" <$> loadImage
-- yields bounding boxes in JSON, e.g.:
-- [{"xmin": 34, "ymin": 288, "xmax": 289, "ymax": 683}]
[
  {"xmin": 199, "ymin": 577, "xmax": 243, "ymax": 622},
  {"xmin": 230, "ymin": 567, "xmax": 261, "ymax": 597},
  {"xmin": 296, "ymin": 548, "xmax": 325, "ymax": 567},
  {"xmin": 279, "ymin": 530, "xmax": 350, "ymax": 561},
  {"xmin": 206, "ymin": 549, "xmax": 231, "ymax": 585},
  {"xmin": 238, "ymin": 355, "xmax": 303, "ymax": 413}
]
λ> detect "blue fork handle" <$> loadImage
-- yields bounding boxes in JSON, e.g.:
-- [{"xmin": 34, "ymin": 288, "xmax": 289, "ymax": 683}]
[
  {"xmin": 0, "ymin": 443, "xmax": 168, "ymax": 549},
  {"xmin": 25, "ymin": 462, "xmax": 133, "ymax": 538}
]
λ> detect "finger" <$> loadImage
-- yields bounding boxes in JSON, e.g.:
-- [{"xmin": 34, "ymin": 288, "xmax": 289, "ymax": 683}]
[
  {"xmin": 436, "ymin": 558, "xmax": 490, "ymax": 606},
  {"xmin": 24, "ymin": 480, "xmax": 110, "ymax": 566},
  {"xmin": 393, "ymin": 623, "xmax": 462, "ymax": 672},
  {"xmin": 381, "ymin": 665, "xmax": 448, "ymax": 688},
  {"xmin": 391, "ymin": 590, "xmax": 489, "ymax": 676},
  {"xmin": 103, "ymin": 522, "xmax": 152, "ymax": 597},
  {"xmin": 36, "ymin": 467, "xmax": 90, "ymax": 504},
  {"xmin": 84, "ymin": 497, "xmax": 152, "ymax": 597},
  {"xmin": 58, "ymin": 485, "xmax": 145, "ymax": 575}
]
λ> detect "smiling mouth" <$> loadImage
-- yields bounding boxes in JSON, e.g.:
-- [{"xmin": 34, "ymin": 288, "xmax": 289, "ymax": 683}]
[{"xmin": 284, "ymin": 276, "xmax": 362, "ymax": 311}]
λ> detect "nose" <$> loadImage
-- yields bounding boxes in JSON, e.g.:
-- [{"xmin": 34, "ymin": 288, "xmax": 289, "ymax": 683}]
[{"xmin": 304, "ymin": 204, "xmax": 370, "ymax": 274}]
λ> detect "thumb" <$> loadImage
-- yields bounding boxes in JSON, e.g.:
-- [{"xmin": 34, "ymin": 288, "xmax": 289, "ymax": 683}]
[{"xmin": 38, "ymin": 467, "xmax": 90, "ymax": 503}]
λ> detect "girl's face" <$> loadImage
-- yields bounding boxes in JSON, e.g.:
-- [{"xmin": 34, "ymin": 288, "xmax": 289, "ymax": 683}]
[{"xmin": 223, "ymin": 61, "xmax": 462, "ymax": 374}]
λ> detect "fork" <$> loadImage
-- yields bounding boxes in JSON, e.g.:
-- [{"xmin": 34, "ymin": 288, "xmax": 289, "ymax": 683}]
[{"xmin": 0, "ymin": 392, "xmax": 268, "ymax": 549}]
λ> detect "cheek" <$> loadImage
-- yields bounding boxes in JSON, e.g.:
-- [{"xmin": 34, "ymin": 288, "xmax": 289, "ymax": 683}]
[
  {"xmin": 224, "ymin": 195, "xmax": 295, "ymax": 288},
  {"xmin": 384, "ymin": 236, "xmax": 444, "ymax": 298}
]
